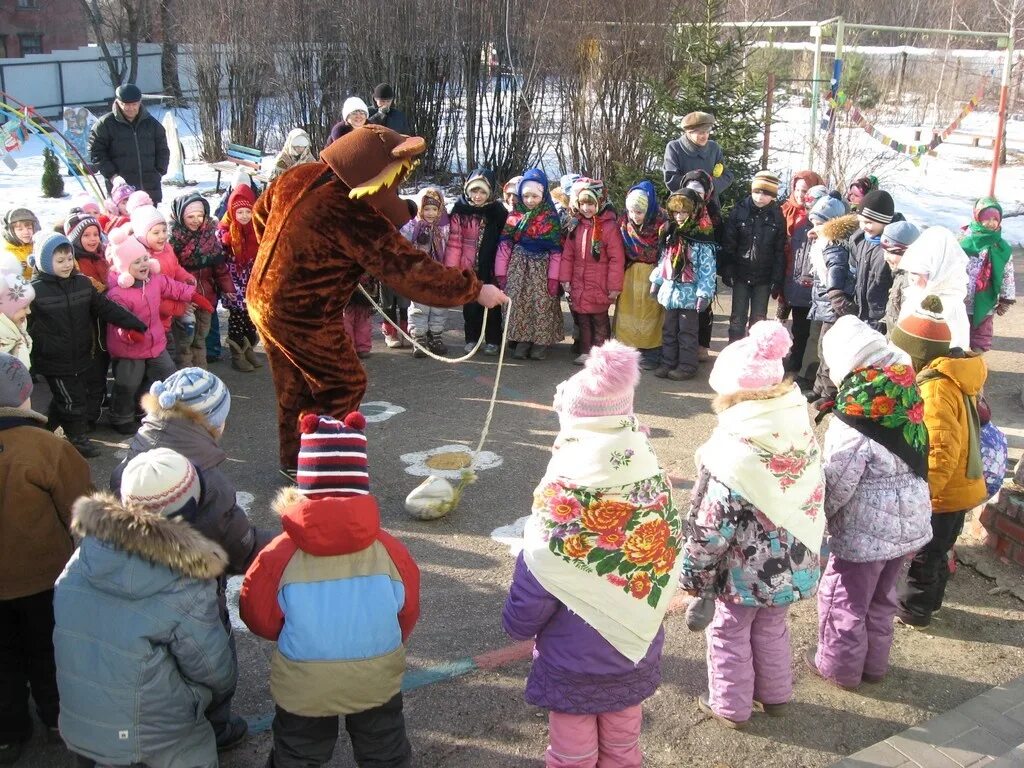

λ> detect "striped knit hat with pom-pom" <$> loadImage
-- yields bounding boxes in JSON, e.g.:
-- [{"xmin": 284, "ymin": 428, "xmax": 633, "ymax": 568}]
[
  {"xmin": 149, "ymin": 368, "xmax": 231, "ymax": 429},
  {"xmin": 709, "ymin": 320, "xmax": 793, "ymax": 394},
  {"xmin": 297, "ymin": 412, "xmax": 370, "ymax": 499},
  {"xmin": 554, "ymin": 340, "xmax": 640, "ymax": 418},
  {"xmin": 120, "ymin": 447, "xmax": 201, "ymax": 521},
  {"xmin": 891, "ymin": 294, "xmax": 951, "ymax": 368}
]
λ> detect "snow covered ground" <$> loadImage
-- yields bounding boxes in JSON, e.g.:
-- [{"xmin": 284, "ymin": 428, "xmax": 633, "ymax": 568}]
[{"xmin": 3, "ymin": 100, "xmax": 1024, "ymax": 243}]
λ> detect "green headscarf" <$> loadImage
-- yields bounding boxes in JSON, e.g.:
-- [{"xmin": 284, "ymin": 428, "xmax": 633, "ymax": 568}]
[{"xmin": 959, "ymin": 197, "xmax": 1012, "ymax": 327}]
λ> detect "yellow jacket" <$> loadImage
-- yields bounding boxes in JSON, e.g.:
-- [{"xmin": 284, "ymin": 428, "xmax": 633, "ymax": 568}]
[
  {"xmin": 919, "ymin": 354, "xmax": 988, "ymax": 513},
  {"xmin": 1, "ymin": 240, "xmax": 33, "ymax": 281}
]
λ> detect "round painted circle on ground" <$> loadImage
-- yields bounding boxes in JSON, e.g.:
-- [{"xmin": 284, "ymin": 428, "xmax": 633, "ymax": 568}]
[
  {"xmin": 400, "ymin": 444, "xmax": 503, "ymax": 480},
  {"xmin": 360, "ymin": 401, "xmax": 406, "ymax": 423}
]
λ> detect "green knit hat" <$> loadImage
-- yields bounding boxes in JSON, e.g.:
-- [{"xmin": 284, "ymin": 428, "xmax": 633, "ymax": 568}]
[{"xmin": 890, "ymin": 295, "xmax": 951, "ymax": 369}]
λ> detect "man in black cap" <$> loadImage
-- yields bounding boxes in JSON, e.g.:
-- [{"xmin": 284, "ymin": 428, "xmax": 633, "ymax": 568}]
[
  {"xmin": 367, "ymin": 83, "xmax": 410, "ymax": 135},
  {"xmin": 88, "ymin": 83, "xmax": 170, "ymax": 203}
]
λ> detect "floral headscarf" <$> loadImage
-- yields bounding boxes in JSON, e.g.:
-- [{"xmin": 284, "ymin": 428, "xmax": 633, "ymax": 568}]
[
  {"xmin": 834, "ymin": 363, "xmax": 928, "ymax": 479},
  {"xmin": 500, "ymin": 168, "xmax": 563, "ymax": 255},
  {"xmin": 620, "ymin": 181, "xmax": 666, "ymax": 266},
  {"xmin": 523, "ymin": 413, "xmax": 682, "ymax": 663}
]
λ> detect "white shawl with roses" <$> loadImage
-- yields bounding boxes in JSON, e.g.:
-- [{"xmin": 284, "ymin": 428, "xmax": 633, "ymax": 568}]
[
  {"xmin": 523, "ymin": 413, "xmax": 683, "ymax": 663},
  {"xmin": 698, "ymin": 383, "xmax": 826, "ymax": 551}
]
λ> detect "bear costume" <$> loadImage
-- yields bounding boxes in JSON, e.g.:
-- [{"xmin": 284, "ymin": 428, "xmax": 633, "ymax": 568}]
[{"xmin": 249, "ymin": 125, "xmax": 503, "ymax": 470}]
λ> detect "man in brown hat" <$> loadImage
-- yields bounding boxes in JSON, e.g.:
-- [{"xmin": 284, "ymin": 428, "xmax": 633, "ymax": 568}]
[{"xmin": 663, "ymin": 111, "xmax": 733, "ymax": 208}]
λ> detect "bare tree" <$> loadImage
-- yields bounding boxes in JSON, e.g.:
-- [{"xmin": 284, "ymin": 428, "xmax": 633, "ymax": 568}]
[{"xmin": 78, "ymin": 0, "xmax": 149, "ymax": 87}]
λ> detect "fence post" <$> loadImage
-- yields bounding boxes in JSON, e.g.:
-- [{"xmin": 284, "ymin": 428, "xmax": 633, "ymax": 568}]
[
  {"xmin": 991, "ymin": 14, "xmax": 1016, "ymax": 197},
  {"xmin": 762, "ymin": 72, "xmax": 774, "ymax": 170},
  {"xmin": 807, "ymin": 23, "xmax": 824, "ymax": 168},
  {"xmin": 824, "ymin": 15, "xmax": 844, "ymax": 186}
]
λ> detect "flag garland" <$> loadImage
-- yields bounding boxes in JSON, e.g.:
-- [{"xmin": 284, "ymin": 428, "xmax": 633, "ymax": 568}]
[{"xmin": 827, "ymin": 76, "xmax": 989, "ymax": 164}]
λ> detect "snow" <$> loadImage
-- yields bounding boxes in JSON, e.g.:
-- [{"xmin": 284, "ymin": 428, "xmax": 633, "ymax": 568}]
[{"xmin": 3, "ymin": 100, "xmax": 1024, "ymax": 244}]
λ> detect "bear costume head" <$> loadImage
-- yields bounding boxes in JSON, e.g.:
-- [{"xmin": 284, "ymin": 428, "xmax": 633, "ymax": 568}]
[{"xmin": 320, "ymin": 124, "xmax": 425, "ymax": 229}]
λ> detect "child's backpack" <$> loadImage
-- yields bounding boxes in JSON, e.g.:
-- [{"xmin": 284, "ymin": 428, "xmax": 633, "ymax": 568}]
[{"xmin": 981, "ymin": 421, "xmax": 1008, "ymax": 498}]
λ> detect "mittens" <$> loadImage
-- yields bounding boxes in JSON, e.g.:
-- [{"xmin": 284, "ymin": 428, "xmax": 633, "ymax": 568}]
[
  {"xmin": 124, "ymin": 329, "xmax": 145, "ymax": 345},
  {"xmin": 695, "ymin": 296, "xmax": 710, "ymax": 313},
  {"xmin": 685, "ymin": 595, "xmax": 716, "ymax": 632},
  {"xmin": 547, "ymin": 278, "xmax": 559, "ymax": 297},
  {"xmin": 191, "ymin": 293, "xmax": 215, "ymax": 314}
]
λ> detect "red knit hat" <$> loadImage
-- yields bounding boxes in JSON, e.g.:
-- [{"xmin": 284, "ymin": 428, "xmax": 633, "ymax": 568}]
[
  {"xmin": 228, "ymin": 184, "xmax": 256, "ymax": 215},
  {"xmin": 297, "ymin": 412, "xmax": 369, "ymax": 499}
]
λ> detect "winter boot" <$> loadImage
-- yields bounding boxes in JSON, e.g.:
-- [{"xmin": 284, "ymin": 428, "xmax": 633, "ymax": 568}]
[
  {"xmin": 191, "ymin": 345, "xmax": 208, "ymax": 369},
  {"xmin": 227, "ymin": 339, "xmax": 255, "ymax": 372},
  {"xmin": 412, "ymin": 335, "xmax": 428, "ymax": 359},
  {"xmin": 427, "ymin": 332, "xmax": 447, "ymax": 356},
  {"xmin": 242, "ymin": 339, "xmax": 263, "ymax": 368}
]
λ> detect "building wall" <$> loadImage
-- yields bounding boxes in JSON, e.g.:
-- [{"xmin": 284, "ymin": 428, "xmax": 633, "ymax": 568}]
[{"xmin": 0, "ymin": 0, "xmax": 88, "ymax": 58}]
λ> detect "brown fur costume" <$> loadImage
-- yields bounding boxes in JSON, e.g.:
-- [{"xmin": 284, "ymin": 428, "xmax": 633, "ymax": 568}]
[{"xmin": 248, "ymin": 126, "xmax": 482, "ymax": 469}]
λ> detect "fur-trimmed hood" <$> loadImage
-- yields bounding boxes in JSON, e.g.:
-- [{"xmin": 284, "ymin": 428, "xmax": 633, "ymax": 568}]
[
  {"xmin": 712, "ymin": 380, "xmax": 795, "ymax": 413},
  {"xmin": 820, "ymin": 213, "xmax": 860, "ymax": 243},
  {"xmin": 129, "ymin": 393, "xmax": 225, "ymax": 471},
  {"xmin": 270, "ymin": 485, "xmax": 382, "ymax": 557},
  {"xmin": 71, "ymin": 492, "xmax": 227, "ymax": 586}
]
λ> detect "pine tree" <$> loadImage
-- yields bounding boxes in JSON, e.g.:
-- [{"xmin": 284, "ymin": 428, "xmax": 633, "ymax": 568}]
[
  {"xmin": 644, "ymin": 0, "xmax": 765, "ymax": 212},
  {"xmin": 41, "ymin": 147, "xmax": 65, "ymax": 198}
]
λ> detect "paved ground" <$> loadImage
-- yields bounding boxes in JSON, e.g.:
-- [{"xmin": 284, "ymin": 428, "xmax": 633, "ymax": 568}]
[{"xmin": 17, "ymin": 272, "xmax": 1024, "ymax": 767}]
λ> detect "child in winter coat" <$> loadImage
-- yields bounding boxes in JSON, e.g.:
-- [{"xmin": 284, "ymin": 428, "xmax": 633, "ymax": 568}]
[
  {"xmin": 720, "ymin": 171, "xmax": 787, "ymax": 343},
  {"xmin": 218, "ymin": 184, "xmax": 264, "ymax": 372},
  {"xmin": 0, "ymin": 354, "xmax": 92, "ymax": 764},
  {"xmin": 97, "ymin": 176, "xmax": 135, "ymax": 233},
  {"xmin": 650, "ymin": 189, "xmax": 716, "ymax": 381},
  {"xmin": 445, "ymin": 168, "xmax": 509, "ymax": 355},
  {"xmin": 104, "ymin": 228, "xmax": 213, "ymax": 434},
  {"xmin": 616, "ymin": 181, "xmax": 668, "ymax": 369},
  {"xmin": 0, "ymin": 272, "xmax": 33, "ymax": 368},
  {"xmin": 960, "ymin": 197, "xmax": 1015, "ymax": 352},
  {"xmin": 401, "ymin": 187, "xmax": 451, "ymax": 357},
  {"xmin": 678, "ymin": 169, "xmax": 721, "ymax": 361},
  {"xmin": 880, "ymin": 221, "xmax": 921, "ymax": 337},
  {"xmin": 28, "ymin": 232, "xmax": 148, "ymax": 455},
  {"xmin": 503, "ymin": 176, "xmax": 523, "ymax": 211},
  {"xmin": 503, "ymin": 341, "xmax": 680, "ymax": 767},
  {"xmin": 898, "ymin": 227, "xmax": 972, "ymax": 351},
  {"xmin": 559, "ymin": 178, "xmax": 626, "ymax": 365},
  {"xmin": 890, "ymin": 296, "xmax": 989, "ymax": 627},
  {"xmin": 781, "ymin": 170, "xmax": 825, "ymax": 238},
  {"xmin": 270, "ymin": 128, "xmax": 316, "ymax": 180},
  {"xmin": 2, "ymin": 208, "xmax": 40, "ymax": 280},
  {"xmin": 55, "ymin": 448, "xmax": 236, "ymax": 768},
  {"xmin": 110, "ymin": 366, "xmax": 269, "ymax": 749},
  {"xmin": 682, "ymin": 321, "xmax": 823, "ymax": 728},
  {"xmin": 807, "ymin": 197, "xmax": 858, "ymax": 406},
  {"xmin": 496, "ymin": 168, "xmax": 565, "ymax": 360},
  {"xmin": 850, "ymin": 190, "xmax": 897, "ymax": 331},
  {"xmin": 846, "ymin": 175, "xmax": 878, "ymax": 212},
  {"xmin": 170, "ymin": 193, "xmax": 236, "ymax": 368},
  {"xmin": 782, "ymin": 210, "xmax": 815, "ymax": 378},
  {"xmin": 808, "ymin": 316, "xmax": 931, "ymax": 689},
  {"xmin": 242, "ymin": 412, "xmax": 420, "ymax": 768}
]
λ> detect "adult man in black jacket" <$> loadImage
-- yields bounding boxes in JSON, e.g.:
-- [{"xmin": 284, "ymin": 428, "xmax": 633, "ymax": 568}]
[
  {"xmin": 367, "ymin": 83, "xmax": 410, "ymax": 135},
  {"xmin": 88, "ymin": 84, "xmax": 170, "ymax": 203}
]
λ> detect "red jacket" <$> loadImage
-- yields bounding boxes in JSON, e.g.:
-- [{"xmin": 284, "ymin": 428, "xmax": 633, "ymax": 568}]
[
  {"xmin": 559, "ymin": 208, "xmax": 626, "ymax": 314},
  {"xmin": 145, "ymin": 241, "xmax": 196, "ymax": 330}
]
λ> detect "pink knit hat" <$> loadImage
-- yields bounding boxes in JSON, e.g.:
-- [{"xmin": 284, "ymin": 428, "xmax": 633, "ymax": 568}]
[
  {"xmin": 709, "ymin": 320, "xmax": 792, "ymax": 394},
  {"xmin": 554, "ymin": 340, "xmax": 641, "ymax": 417},
  {"xmin": 129, "ymin": 205, "xmax": 166, "ymax": 241},
  {"xmin": 125, "ymin": 190, "xmax": 154, "ymax": 214},
  {"xmin": 0, "ymin": 272, "xmax": 33, "ymax": 319},
  {"xmin": 107, "ymin": 226, "xmax": 160, "ymax": 288}
]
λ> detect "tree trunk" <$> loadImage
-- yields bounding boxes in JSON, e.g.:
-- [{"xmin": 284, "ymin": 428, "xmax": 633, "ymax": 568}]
[{"xmin": 159, "ymin": 0, "xmax": 185, "ymax": 104}]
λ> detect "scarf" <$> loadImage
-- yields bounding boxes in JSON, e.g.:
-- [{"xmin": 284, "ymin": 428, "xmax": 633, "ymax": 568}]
[
  {"xmin": 918, "ymin": 367, "xmax": 983, "ymax": 480},
  {"xmin": 405, "ymin": 212, "xmax": 449, "ymax": 263},
  {"xmin": 834, "ymin": 364, "xmax": 929, "ymax": 479},
  {"xmin": 170, "ymin": 220, "xmax": 225, "ymax": 272},
  {"xmin": 500, "ymin": 199, "xmax": 563, "ymax": 256},
  {"xmin": 449, "ymin": 199, "xmax": 507, "ymax": 282},
  {"xmin": 523, "ymin": 414, "xmax": 682, "ymax": 663},
  {"xmin": 698, "ymin": 384, "xmax": 826, "ymax": 551},
  {"xmin": 620, "ymin": 210, "xmax": 666, "ymax": 266},
  {"xmin": 659, "ymin": 222, "xmax": 701, "ymax": 282},
  {"xmin": 960, "ymin": 221, "xmax": 1012, "ymax": 326}
]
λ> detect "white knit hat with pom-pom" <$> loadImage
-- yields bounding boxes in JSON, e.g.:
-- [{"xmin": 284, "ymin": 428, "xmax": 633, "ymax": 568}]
[
  {"xmin": 709, "ymin": 320, "xmax": 792, "ymax": 394},
  {"xmin": 554, "ymin": 340, "xmax": 641, "ymax": 418},
  {"xmin": 106, "ymin": 225, "xmax": 160, "ymax": 288}
]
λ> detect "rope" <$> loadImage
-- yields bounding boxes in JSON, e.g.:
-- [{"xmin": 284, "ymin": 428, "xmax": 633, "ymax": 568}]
[{"xmin": 356, "ymin": 284, "xmax": 513, "ymax": 513}]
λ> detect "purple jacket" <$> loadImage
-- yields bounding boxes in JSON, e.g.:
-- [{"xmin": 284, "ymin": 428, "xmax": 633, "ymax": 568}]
[
  {"xmin": 502, "ymin": 554, "xmax": 664, "ymax": 715},
  {"xmin": 106, "ymin": 274, "xmax": 196, "ymax": 359}
]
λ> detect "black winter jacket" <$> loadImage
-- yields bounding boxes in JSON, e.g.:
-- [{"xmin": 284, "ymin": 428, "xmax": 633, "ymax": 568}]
[
  {"xmin": 368, "ymin": 106, "xmax": 410, "ymax": 135},
  {"xmin": 88, "ymin": 103, "xmax": 170, "ymax": 203},
  {"xmin": 28, "ymin": 273, "xmax": 146, "ymax": 376},
  {"xmin": 720, "ymin": 197, "xmax": 786, "ymax": 288},
  {"xmin": 850, "ymin": 231, "xmax": 893, "ymax": 330}
]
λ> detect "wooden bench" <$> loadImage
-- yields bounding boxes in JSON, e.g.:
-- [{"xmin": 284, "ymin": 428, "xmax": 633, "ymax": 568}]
[
  {"xmin": 913, "ymin": 129, "xmax": 995, "ymax": 149},
  {"xmin": 210, "ymin": 143, "xmax": 270, "ymax": 191}
]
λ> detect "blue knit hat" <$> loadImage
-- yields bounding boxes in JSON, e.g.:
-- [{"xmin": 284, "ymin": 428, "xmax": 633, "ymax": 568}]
[
  {"xmin": 809, "ymin": 195, "xmax": 847, "ymax": 224},
  {"xmin": 29, "ymin": 232, "xmax": 72, "ymax": 275},
  {"xmin": 150, "ymin": 367, "xmax": 231, "ymax": 429},
  {"xmin": 881, "ymin": 220, "xmax": 921, "ymax": 252},
  {"xmin": 0, "ymin": 352, "xmax": 32, "ymax": 407}
]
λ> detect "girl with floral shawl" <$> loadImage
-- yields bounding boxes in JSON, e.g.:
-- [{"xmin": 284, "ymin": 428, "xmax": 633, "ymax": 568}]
[
  {"xmin": 682, "ymin": 321, "xmax": 823, "ymax": 728},
  {"xmin": 495, "ymin": 168, "xmax": 565, "ymax": 359},
  {"xmin": 504, "ymin": 341, "xmax": 679, "ymax": 767},
  {"xmin": 808, "ymin": 315, "xmax": 931, "ymax": 690}
]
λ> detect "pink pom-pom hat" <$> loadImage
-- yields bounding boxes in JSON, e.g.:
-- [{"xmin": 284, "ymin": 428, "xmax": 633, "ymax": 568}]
[
  {"xmin": 709, "ymin": 320, "xmax": 792, "ymax": 394},
  {"xmin": 554, "ymin": 340, "xmax": 641, "ymax": 418},
  {"xmin": 106, "ymin": 226, "xmax": 160, "ymax": 288}
]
